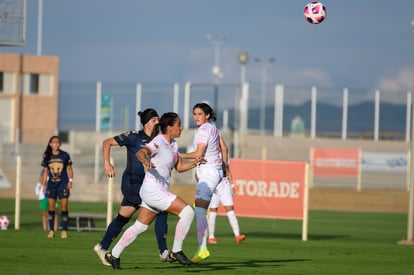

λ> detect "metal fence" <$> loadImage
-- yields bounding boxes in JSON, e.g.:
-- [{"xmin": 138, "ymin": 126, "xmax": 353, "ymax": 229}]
[{"xmin": 59, "ymin": 81, "xmax": 410, "ymax": 141}]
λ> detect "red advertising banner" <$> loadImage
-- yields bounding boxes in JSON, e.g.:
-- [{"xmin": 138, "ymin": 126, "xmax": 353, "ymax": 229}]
[
  {"xmin": 219, "ymin": 159, "xmax": 308, "ymax": 220},
  {"xmin": 311, "ymin": 148, "xmax": 360, "ymax": 177}
]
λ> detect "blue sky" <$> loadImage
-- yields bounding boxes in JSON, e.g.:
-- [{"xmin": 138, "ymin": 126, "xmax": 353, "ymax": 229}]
[{"xmin": 1, "ymin": 0, "xmax": 414, "ymax": 102}]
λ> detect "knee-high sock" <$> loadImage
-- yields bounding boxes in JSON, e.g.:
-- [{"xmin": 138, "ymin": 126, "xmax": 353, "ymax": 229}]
[
  {"xmin": 195, "ymin": 206, "xmax": 208, "ymax": 250},
  {"xmin": 111, "ymin": 221, "xmax": 148, "ymax": 258},
  {"xmin": 48, "ymin": 210, "xmax": 55, "ymax": 231},
  {"xmin": 172, "ymin": 205, "xmax": 194, "ymax": 253},
  {"xmin": 226, "ymin": 210, "xmax": 240, "ymax": 236},
  {"xmin": 61, "ymin": 211, "xmax": 69, "ymax": 231},
  {"xmin": 208, "ymin": 211, "xmax": 217, "ymax": 238},
  {"xmin": 155, "ymin": 211, "xmax": 169, "ymax": 253},
  {"xmin": 100, "ymin": 214, "xmax": 130, "ymax": 250}
]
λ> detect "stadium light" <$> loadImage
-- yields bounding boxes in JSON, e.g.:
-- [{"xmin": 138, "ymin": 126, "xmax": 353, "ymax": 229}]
[
  {"xmin": 207, "ymin": 34, "xmax": 226, "ymax": 112},
  {"xmin": 255, "ymin": 57, "xmax": 275, "ymax": 134},
  {"xmin": 238, "ymin": 51, "xmax": 249, "ymax": 84}
]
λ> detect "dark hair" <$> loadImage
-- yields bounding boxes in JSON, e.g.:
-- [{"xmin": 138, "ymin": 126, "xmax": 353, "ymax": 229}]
[
  {"xmin": 193, "ymin": 102, "xmax": 216, "ymax": 122},
  {"xmin": 138, "ymin": 108, "xmax": 159, "ymax": 126},
  {"xmin": 42, "ymin": 135, "xmax": 61, "ymax": 162},
  {"xmin": 159, "ymin": 112, "xmax": 179, "ymax": 134}
]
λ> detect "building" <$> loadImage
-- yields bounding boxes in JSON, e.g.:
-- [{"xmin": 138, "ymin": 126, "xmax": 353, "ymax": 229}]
[{"xmin": 0, "ymin": 53, "xmax": 59, "ymax": 144}]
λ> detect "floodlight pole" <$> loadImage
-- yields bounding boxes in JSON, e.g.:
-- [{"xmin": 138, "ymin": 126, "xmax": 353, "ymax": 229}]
[
  {"xmin": 207, "ymin": 34, "xmax": 225, "ymax": 112},
  {"xmin": 255, "ymin": 57, "xmax": 275, "ymax": 135},
  {"xmin": 37, "ymin": 0, "xmax": 43, "ymax": 55},
  {"xmin": 235, "ymin": 52, "xmax": 249, "ymax": 158}
]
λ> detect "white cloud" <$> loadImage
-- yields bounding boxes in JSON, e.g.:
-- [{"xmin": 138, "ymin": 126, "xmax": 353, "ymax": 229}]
[
  {"xmin": 377, "ymin": 67, "xmax": 414, "ymax": 92},
  {"xmin": 375, "ymin": 67, "xmax": 413, "ymax": 104},
  {"xmin": 298, "ymin": 68, "xmax": 332, "ymax": 86}
]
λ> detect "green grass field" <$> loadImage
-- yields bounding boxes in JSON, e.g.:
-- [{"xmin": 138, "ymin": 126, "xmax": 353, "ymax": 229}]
[{"xmin": 1, "ymin": 198, "xmax": 414, "ymax": 274}]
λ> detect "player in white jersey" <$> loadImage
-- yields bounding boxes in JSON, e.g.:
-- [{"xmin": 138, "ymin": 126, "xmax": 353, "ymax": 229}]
[
  {"xmin": 105, "ymin": 112, "xmax": 205, "ymax": 269},
  {"xmin": 208, "ymin": 136, "xmax": 246, "ymax": 245},
  {"xmin": 180, "ymin": 102, "xmax": 224, "ymax": 263}
]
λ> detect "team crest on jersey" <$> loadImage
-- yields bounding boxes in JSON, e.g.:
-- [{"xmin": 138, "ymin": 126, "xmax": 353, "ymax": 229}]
[
  {"xmin": 49, "ymin": 159, "xmax": 64, "ymax": 182},
  {"xmin": 154, "ymin": 143, "xmax": 159, "ymax": 149}
]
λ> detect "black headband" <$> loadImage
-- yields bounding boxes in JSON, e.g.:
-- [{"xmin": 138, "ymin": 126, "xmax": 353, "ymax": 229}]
[{"xmin": 138, "ymin": 108, "xmax": 159, "ymax": 126}]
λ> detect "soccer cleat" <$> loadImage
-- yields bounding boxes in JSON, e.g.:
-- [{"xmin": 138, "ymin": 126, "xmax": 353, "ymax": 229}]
[
  {"xmin": 191, "ymin": 248, "xmax": 210, "ymax": 263},
  {"xmin": 169, "ymin": 251, "xmax": 193, "ymax": 265},
  {"xmin": 61, "ymin": 230, "xmax": 68, "ymax": 239},
  {"xmin": 208, "ymin": 237, "xmax": 217, "ymax": 244},
  {"xmin": 105, "ymin": 252, "xmax": 121, "ymax": 269},
  {"xmin": 93, "ymin": 243, "xmax": 111, "ymax": 266},
  {"xmin": 47, "ymin": 230, "xmax": 55, "ymax": 238},
  {"xmin": 160, "ymin": 249, "xmax": 175, "ymax": 262},
  {"xmin": 235, "ymin": 234, "xmax": 246, "ymax": 244}
]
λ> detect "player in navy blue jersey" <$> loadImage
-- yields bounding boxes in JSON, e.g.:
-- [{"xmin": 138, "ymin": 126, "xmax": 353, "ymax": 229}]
[
  {"xmin": 41, "ymin": 135, "xmax": 74, "ymax": 239},
  {"xmin": 93, "ymin": 108, "xmax": 171, "ymax": 266},
  {"xmin": 106, "ymin": 112, "xmax": 205, "ymax": 269}
]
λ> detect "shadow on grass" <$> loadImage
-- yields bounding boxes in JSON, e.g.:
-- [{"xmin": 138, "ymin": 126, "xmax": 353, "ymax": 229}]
[
  {"xmin": 119, "ymin": 258, "xmax": 311, "ymax": 272},
  {"xmin": 115, "ymin": 259, "xmax": 311, "ymax": 273},
  {"xmin": 241, "ymin": 231, "xmax": 349, "ymax": 241}
]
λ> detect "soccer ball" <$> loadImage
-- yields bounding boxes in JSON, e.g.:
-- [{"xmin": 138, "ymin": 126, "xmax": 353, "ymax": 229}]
[
  {"xmin": 0, "ymin": 215, "xmax": 10, "ymax": 230},
  {"xmin": 304, "ymin": 2, "xmax": 326, "ymax": 24}
]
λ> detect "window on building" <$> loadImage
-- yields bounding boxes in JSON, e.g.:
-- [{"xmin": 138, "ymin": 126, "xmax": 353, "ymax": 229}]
[
  {"xmin": 30, "ymin": 73, "xmax": 39, "ymax": 94},
  {"xmin": 22, "ymin": 73, "xmax": 53, "ymax": 95},
  {"xmin": 0, "ymin": 72, "xmax": 3, "ymax": 93}
]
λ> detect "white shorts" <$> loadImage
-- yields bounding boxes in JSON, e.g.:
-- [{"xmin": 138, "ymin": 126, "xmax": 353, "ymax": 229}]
[
  {"xmin": 139, "ymin": 180, "xmax": 177, "ymax": 213},
  {"xmin": 210, "ymin": 177, "xmax": 234, "ymax": 208},
  {"xmin": 195, "ymin": 166, "xmax": 223, "ymax": 201}
]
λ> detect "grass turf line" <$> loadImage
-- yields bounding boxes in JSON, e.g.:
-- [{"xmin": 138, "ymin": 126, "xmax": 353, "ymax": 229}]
[{"xmin": 0, "ymin": 198, "xmax": 414, "ymax": 274}]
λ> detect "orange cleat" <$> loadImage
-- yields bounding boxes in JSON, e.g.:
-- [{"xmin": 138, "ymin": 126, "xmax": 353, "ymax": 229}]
[
  {"xmin": 208, "ymin": 237, "xmax": 217, "ymax": 244},
  {"xmin": 235, "ymin": 234, "xmax": 246, "ymax": 244}
]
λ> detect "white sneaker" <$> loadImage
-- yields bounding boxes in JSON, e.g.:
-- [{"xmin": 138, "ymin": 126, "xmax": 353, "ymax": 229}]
[
  {"xmin": 160, "ymin": 249, "xmax": 172, "ymax": 262},
  {"xmin": 93, "ymin": 243, "xmax": 111, "ymax": 266}
]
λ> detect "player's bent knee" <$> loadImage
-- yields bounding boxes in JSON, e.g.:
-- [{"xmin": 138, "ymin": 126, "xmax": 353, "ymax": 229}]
[
  {"xmin": 179, "ymin": 205, "xmax": 194, "ymax": 220},
  {"xmin": 116, "ymin": 214, "xmax": 131, "ymax": 225},
  {"xmin": 133, "ymin": 220, "xmax": 149, "ymax": 232}
]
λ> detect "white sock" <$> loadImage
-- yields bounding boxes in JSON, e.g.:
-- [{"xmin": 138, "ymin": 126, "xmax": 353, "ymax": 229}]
[
  {"xmin": 172, "ymin": 205, "xmax": 194, "ymax": 253},
  {"xmin": 195, "ymin": 206, "xmax": 208, "ymax": 250},
  {"xmin": 111, "ymin": 220, "xmax": 148, "ymax": 258},
  {"xmin": 226, "ymin": 210, "xmax": 240, "ymax": 236},
  {"xmin": 208, "ymin": 211, "xmax": 217, "ymax": 238}
]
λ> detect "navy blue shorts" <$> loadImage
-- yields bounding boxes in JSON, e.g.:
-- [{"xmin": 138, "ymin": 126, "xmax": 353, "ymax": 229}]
[
  {"xmin": 121, "ymin": 182, "xmax": 142, "ymax": 209},
  {"xmin": 47, "ymin": 188, "xmax": 70, "ymax": 200}
]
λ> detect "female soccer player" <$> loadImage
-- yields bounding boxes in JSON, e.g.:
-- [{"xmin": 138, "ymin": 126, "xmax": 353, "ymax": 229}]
[
  {"xmin": 179, "ymin": 102, "xmax": 224, "ymax": 263},
  {"xmin": 106, "ymin": 112, "xmax": 205, "ymax": 269},
  {"xmin": 93, "ymin": 108, "xmax": 171, "ymax": 266},
  {"xmin": 41, "ymin": 135, "xmax": 73, "ymax": 239},
  {"xmin": 207, "ymin": 136, "xmax": 245, "ymax": 245}
]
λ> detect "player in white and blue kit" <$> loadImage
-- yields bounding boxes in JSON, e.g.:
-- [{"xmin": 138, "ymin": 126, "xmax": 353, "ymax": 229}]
[
  {"xmin": 106, "ymin": 112, "xmax": 205, "ymax": 269},
  {"xmin": 180, "ymin": 102, "xmax": 224, "ymax": 263}
]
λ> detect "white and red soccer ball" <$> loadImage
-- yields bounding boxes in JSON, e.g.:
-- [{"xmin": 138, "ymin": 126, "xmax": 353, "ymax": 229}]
[
  {"xmin": 0, "ymin": 215, "xmax": 10, "ymax": 230},
  {"xmin": 304, "ymin": 2, "xmax": 326, "ymax": 24}
]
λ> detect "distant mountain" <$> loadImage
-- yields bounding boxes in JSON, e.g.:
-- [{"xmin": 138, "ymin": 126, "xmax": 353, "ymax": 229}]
[{"xmin": 220, "ymin": 101, "xmax": 407, "ymax": 135}]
